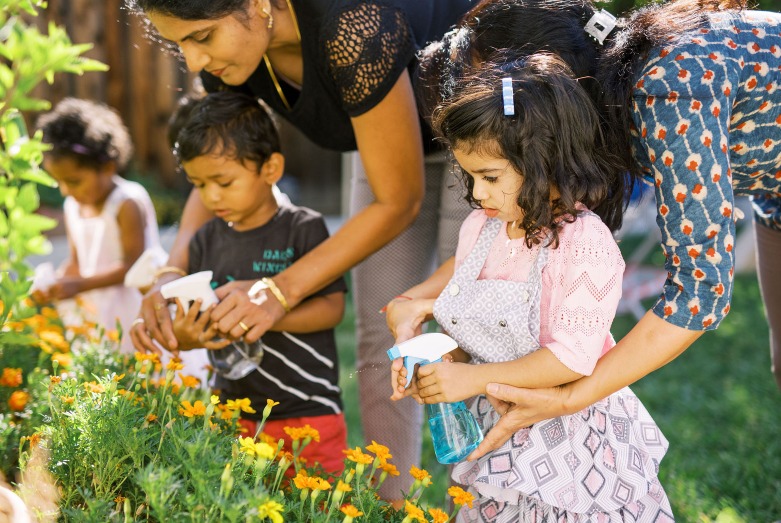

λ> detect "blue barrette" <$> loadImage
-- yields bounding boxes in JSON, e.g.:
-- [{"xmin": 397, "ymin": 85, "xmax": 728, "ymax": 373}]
[{"xmin": 502, "ymin": 77, "xmax": 514, "ymax": 116}]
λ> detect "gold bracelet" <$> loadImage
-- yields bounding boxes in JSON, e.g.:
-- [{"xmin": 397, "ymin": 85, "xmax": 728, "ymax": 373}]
[
  {"xmin": 153, "ymin": 266, "xmax": 187, "ymax": 282},
  {"xmin": 261, "ymin": 277, "xmax": 291, "ymax": 313}
]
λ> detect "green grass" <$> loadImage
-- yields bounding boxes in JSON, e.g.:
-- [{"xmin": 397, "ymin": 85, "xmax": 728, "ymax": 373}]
[{"xmin": 335, "ymin": 265, "xmax": 781, "ymax": 520}]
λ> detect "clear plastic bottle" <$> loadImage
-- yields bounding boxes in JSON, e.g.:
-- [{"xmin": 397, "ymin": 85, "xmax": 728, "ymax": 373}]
[
  {"xmin": 208, "ymin": 339, "xmax": 264, "ymax": 380},
  {"xmin": 427, "ymin": 400, "xmax": 483, "ymax": 464}
]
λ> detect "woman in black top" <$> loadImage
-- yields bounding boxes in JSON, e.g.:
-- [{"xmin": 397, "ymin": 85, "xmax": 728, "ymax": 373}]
[{"xmin": 126, "ymin": 0, "xmax": 473, "ymax": 502}]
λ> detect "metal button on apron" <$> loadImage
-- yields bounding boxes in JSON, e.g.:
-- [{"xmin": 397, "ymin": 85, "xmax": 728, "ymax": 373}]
[
  {"xmin": 522, "ymin": 290, "xmax": 530, "ymax": 302},
  {"xmin": 449, "ymin": 284, "xmax": 460, "ymax": 296},
  {"xmin": 451, "ymin": 318, "xmax": 458, "ymax": 325},
  {"xmin": 499, "ymin": 320, "xmax": 507, "ymax": 327}
]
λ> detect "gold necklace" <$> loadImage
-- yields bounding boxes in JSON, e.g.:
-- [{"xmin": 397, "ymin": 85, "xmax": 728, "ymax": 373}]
[{"xmin": 264, "ymin": 0, "xmax": 301, "ymax": 111}]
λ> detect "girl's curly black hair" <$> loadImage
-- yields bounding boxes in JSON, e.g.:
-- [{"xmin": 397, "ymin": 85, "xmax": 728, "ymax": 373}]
[
  {"xmin": 36, "ymin": 98, "xmax": 133, "ymax": 172},
  {"xmin": 432, "ymin": 53, "xmax": 624, "ymax": 248}
]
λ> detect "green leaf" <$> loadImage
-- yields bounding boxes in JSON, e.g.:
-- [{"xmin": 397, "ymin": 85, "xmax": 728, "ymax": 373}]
[
  {"xmin": 0, "ymin": 331, "xmax": 37, "ymax": 346},
  {"xmin": 18, "ymin": 166, "xmax": 57, "ymax": 187},
  {"xmin": 17, "ymin": 183, "xmax": 40, "ymax": 212}
]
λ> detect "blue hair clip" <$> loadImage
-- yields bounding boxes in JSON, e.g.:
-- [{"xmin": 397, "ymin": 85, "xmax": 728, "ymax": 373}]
[{"xmin": 502, "ymin": 77, "xmax": 514, "ymax": 116}]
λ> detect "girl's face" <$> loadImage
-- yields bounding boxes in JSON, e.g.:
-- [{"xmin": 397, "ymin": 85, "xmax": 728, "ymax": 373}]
[
  {"xmin": 182, "ymin": 152, "xmax": 283, "ymax": 232},
  {"xmin": 453, "ymin": 144, "xmax": 524, "ymax": 224},
  {"xmin": 147, "ymin": 5, "xmax": 266, "ymax": 86},
  {"xmin": 43, "ymin": 156, "xmax": 115, "ymax": 208}
]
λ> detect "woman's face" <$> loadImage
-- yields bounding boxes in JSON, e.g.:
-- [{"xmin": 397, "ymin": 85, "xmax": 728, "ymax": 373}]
[{"xmin": 148, "ymin": 5, "xmax": 267, "ymax": 86}]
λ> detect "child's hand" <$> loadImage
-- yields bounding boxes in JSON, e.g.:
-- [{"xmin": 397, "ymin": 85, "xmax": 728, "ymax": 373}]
[
  {"xmin": 389, "ymin": 357, "xmax": 424, "ymax": 402},
  {"xmin": 415, "ymin": 357, "xmax": 475, "ymax": 404},
  {"xmin": 49, "ymin": 277, "xmax": 83, "ymax": 300},
  {"xmin": 385, "ymin": 298, "xmax": 435, "ymax": 343},
  {"xmin": 172, "ymin": 298, "xmax": 231, "ymax": 351}
]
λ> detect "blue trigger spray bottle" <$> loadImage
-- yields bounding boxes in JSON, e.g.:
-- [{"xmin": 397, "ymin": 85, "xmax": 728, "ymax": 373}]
[{"xmin": 387, "ymin": 333, "xmax": 483, "ymax": 464}]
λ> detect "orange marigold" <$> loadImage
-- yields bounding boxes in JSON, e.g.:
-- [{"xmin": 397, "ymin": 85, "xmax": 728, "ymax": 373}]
[
  {"xmin": 448, "ymin": 485, "xmax": 475, "ymax": 508},
  {"xmin": 8, "ymin": 390, "xmax": 29, "ymax": 411},
  {"xmin": 342, "ymin": 447, "xmax": 373, "ymax": 465},
  {"xmin": 0, "ymin": 368, "xmax": 23, "ymax": 388}
]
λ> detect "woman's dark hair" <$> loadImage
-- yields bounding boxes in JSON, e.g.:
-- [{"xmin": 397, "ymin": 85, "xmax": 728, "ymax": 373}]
[
  {"xmin": 417, "ymin": 0, "xmax": 602, "ymax": 121},
  {"xmin": 432, "ymin": 54, "xmax": 624, "ymax": 247},
  {"xmin": 125, "ymin": 0, "xmax": 248, "ymax": 20},
  {"xmin": 167, "ymin": 95, "xmax": 204, "ymax": 149},
  {"xmin": 598, "ymin": 0, "xmax": 746, "ymax": 184},
  {"xmin": 175, "ymin": 91, "xmax": 281, "ymax": 170},
  {"xmin": 36, "ymin": 98, "xmax": 133, "ymax": 172}
]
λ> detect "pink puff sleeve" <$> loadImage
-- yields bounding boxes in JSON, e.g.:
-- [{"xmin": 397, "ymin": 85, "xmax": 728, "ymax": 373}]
[{"xmin": 541, "ymin": 214, "xmax": 626, "ymax": 376}]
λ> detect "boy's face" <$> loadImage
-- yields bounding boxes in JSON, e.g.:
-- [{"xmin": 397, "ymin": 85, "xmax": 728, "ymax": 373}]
[
  {"xmin": 43, "ymin": 156, "xmax": 114, "ymax": 207},
  {"xmin": 182, "ymin": 153, "xmax": 280, "ymax": 232}
]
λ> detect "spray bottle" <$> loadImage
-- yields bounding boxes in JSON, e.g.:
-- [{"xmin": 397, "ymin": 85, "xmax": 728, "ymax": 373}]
[
  {"xmin": 160, "ymin": 271, "xmax": 263, "ymax": 379},
  {"xmin": 387, "ymin": 332, "xmax": 483, "ymax": 464}
]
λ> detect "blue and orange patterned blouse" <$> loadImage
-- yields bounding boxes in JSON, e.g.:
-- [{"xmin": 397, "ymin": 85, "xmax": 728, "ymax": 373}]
[{"xmin": 631, "ymin": 10, "xmax": 781, "ymax": 331}]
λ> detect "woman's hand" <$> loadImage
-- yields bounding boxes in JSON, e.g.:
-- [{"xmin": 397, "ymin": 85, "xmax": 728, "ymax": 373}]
[
  {"xmin": 48, "ymin": 276, "xmax": 83, "ymax": 300},
  {"xmin": 385, "ymin": 298, "xmax": 435, "ymax": 343},
  {"xmin": 212, "ymin": 280, "xmax": 286, "ymax": 342},
  {"xmin": 466, "ymin": 383, "xmax": 572, "ymax": 461},
  {"xmin": 171, "ymin": 298, "xmax": 231, "ymax": 351}
]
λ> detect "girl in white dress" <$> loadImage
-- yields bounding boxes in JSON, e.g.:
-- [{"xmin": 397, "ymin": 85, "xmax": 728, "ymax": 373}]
[
  {"xmin": 386, "ymin": 55, "xmax": 672, "ymax": 522},
  {"xmin": 37, "ymin": 98, "xmax": 161, "ymax": 354}
]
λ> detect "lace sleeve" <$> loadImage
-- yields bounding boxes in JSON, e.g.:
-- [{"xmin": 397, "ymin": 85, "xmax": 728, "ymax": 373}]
[
  {"xmin": 322, "ymin": 1, "xmax": 415, "ymax": 116},
  {"xmin": 544, "ymin": 215, "xmax": 625, "ymax": 376}
]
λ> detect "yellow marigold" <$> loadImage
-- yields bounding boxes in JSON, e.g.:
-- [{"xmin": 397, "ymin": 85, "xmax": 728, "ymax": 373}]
[
  {"xmin": 404, "ymin": 501, "xmax": 426, "ymax": 522},
  {"xmin": 146, "ymin": 414, "xmax": 158, "ymax": 422},
  {"xmin": 239, "ymin": 437, "xmax": 277, "ymax": 460},
  {"xmin": 178, "ymin": 373, "xmax": 200, "ymax": 388},
  {"xmin": 60, "ymin": 395, "xmax": 75, "ymax": 405},
  {"xmin": 8, "ymin": 390, "xmax": 29, "ymax": 411},
  {"xmin": 218, "ymin": 405, "xmax": 234, "ymax": 421},
  {"xmin": 409, "ymin": 466, "xmax": 431, "ymax": 482},
  {"xmin": 448, "ymin": 486, "xmax": 475, "ymax": 508},
  {"xmin": 257, "ymin": 500, "xmax": 284, "ymax": 523},
  {"xmin": 340, "ymin": 504, "xmax": 363, "ymax": 518},
  {"xmin": 293, "ymin": 470, "xmax": 311, "ymax": 490},
  {"xmin": 106, "ymin": 330, "xmax": 120, "ymax": 342},
  {"xmin": 379, "ymin": 461, "xmax": 399, "ymax": 476},
  {"xmin": 210, "ymin": 394, "xmax": 220, "ymax": 405},
  {"xmin": 179, "ymin": 400, "xmax": 206, "ymax": 417},
  {"xmin": 311, "ymin": 477, "xmax": 331, "ymax": 491},
  {"xmin": 0, "ymin": 368, "xmax": 23, "ymax": 388},
  {"xmin": 114, "ymin": 495, "xmax": 126, "ymax": 503},
  {"xmin": 84, "ymin": 382, "xmax": 105, "ymax": 394},
  {"xmin": 335, "ymin": 480, "xmax": 352, "ymax": 493},
  {"xmin": 39, "ymin": 329, "xmax": 69, "ymax": 352},
  {"xmin": 428, "ymin": 508, "xmax": 449, "ymax": 523},
  {"xmin": 284, "ymin": 424, "xmax": 320, "ymax": 442},
  {"xmin": 366, "ymin": 440, "xmax": 392, "ymax": 461},
  {"xmin": 134, "ymin": 351, "xmax": 160, "ymax": 363},
  {"xmin": 342, "ymin": 447, "xmax": 373, "ymax": 465},
  {"xmin": 263, "ymin": 398, "xmax": 280, "ymax": 419},
  {"xmin": 165, "ymin": 358, "xmax": 184, "ymax": 371},
  {"xmin": 226, "ymin": 398, "xmax": 256, "ymax": 414},
  {"xmin": 41, "ymin": 306, "xmax": 59, "ymax": 319},
  {"xmin": 112, "ymin": 374, "xmax": 126, "ymax": 382},
  {"xmin": 258, "ymin": 432, "xmax": 278, "ymax": 446},
  {"xmin": 50, "ymin": 376, "xmax": 62, "ymax": 385},
  {"xmin": 51, "ymin": 352, "xmax": 72, "ymax": 368}
]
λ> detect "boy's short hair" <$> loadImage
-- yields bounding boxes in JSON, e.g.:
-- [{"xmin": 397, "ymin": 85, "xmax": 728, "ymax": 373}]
[{"xmin": 175, "ymin": 91, "xmax": 281, "ymax": 169}]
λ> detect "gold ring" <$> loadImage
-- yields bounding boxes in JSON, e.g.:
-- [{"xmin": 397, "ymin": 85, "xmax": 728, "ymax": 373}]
[
  {"xmin": 238, "ymin": 321, "xmax": 250, "ymax": 333},
  {"xmin": 132, "ymin": 318, "xmax": 145, "ymax": 327},
  {"xmin": 154, "ymin": 302, "xmax": 165, "ymax": 311}
]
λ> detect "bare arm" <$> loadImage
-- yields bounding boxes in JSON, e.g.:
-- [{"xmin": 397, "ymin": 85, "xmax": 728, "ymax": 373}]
[
  {"xmin": 270, "ymin": 292, "xmax": 345, "ymax": 333},
  {"xmin": 211, "ymin": 71, "xmax": 426, "ymax": 342},
  {"xmin": 467, "ymin": 311, "xmax": 703, "ymax": 460}
]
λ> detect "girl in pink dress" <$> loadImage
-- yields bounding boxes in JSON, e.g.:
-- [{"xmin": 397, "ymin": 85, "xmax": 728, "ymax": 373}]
[{"xmin": 386, "ymin": 55, "xmax": 672, "ymax": 521}]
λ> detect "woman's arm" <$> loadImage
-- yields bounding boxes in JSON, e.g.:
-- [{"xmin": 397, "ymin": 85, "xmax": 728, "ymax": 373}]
[
  {"xmin": 211, "ymin": 71, "xmax": 426, "ymax": 341},
  {"xmin": 270, "ymin": 292, "xmax": 345, "ymax": 333},
  {"xmin": 131, "ymin": 190, "xmax": 213, "ymax": 353},
  {"xmin": 467, "ymin": 311, "xmax": 703, "ymax": 460}
]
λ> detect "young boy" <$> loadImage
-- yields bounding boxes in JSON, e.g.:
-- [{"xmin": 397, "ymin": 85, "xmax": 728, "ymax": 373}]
[{"xmin": 171, "ymin": 91, "xmax": 348, "ymax": 474}]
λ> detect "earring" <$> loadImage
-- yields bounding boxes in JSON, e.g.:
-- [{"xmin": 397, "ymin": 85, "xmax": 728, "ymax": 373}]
[{"xmin": 262, "ymin": 7, "xmax": 273, "ymax": 29}]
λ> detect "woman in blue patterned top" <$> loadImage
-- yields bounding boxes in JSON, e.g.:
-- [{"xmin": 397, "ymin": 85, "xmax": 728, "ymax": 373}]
[{"xmin": 417, "ymin": 0, "xmax": 781, "ymax": 460}]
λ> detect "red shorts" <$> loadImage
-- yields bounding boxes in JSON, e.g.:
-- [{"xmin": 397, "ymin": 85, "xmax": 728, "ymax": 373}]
[{"xmin": 237, "ymin": 413, "xmax": 348, "ymax": 476}]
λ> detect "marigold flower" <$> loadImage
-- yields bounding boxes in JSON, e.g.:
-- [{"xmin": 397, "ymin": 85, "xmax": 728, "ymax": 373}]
[
  {"xmin": 210, "ymin": 394, "xmax": 220, "ymax": 405},
  {"xmin": 39, "ymin": 329, "xmax": 69, "ymax": 352},
  {"xmin": 134, "ymin": 352, "xmax": 160, "ymax": 363},
  {"xmin": 311, "ymin": 477, "xmax": 331, "ymax": 491},
  {"xmin": 61, "ymin": 395, "xmax": 75, "ymax": 405},
  {"xmin": 178, "ymin": 373, "xmax": 200, "ymax": 388},
  {"xmin": 179, "ymin": 400, "xmax": 206, "ymax": 417},
  {"xmin": 40, "ymin": 306, "xmax": 59, "ymax": 319},
  {"xmin": 0, "ymin": 368, "xmax": 23, "ymax": 387},
  {"xmin": 263, "ymin": 398, "xmax": 280, "ymax": 419},
  {"xmin": 226, "ymin": 398, "xmax": 256, "ymax": 413},
  {"xmin": 257, "ymin": 500, "xmax": 284, "ymax": 523},
  {"xmin": 114, "ymin": 495, "xmax": 126, "ymax": 503},
  {"xmin": 239, "ymin": 437, "xmax": 276, "ymax": 460},
  {"xmin": 284, "ymin": 424, "xmax": 320, "ymax": 442},
  {"xmin": 409, "ymin": 466, "xmax": 431, "ymax": 482},
  {"xmin": 379, "ymin": 461, "xmax": 399, "ymax": 476},
  {"xmin": 165, "ymin": 358, "xmax": 184, "ymax": 371},
  {"xmin": 403, "ymin": 501, "xmax": 426, "ymax": 522},
  {"xmin": 293, "ymin": 470, "xmax": 311, "ymax": 490},
  {"xmin": 112, "ymin": 374, "xmax": 126, "ymax": 382},
  {"xmin": 429, "ymin": 508, "xmax": 449, "ymax": 523},
  {"xmin": 258, "ymin": 432, "xmax": 278, "ymax": 446},
  {"xmin": 50, "ymin": 376, "xmax": 62, "ymax": 385},
  {"xmin": 3, "ymin": 367, "xmax": 25, "ymax": 387},
  {"xmin": 448, "ymin": 486, "xmax": 475, "ymax": 508},
  {"xmin": 335, "ymin": 480, "xmax": 352, "ymax": 493},
  {"xmin": 366, "ymin": 440, "xmax": 392, "ymax": 461},
  {"xmin": 342, "ymin": 447, "xmax": 373, "ymax": 465},
  {"xmin": 341, "ymin": 504, "xmax": 363, "ymax": 520},
  {"xmin": 9, "ymin": 390, "xmax": 29, "ymax": 411},
  {"xmin": 84, "ymin": 382, "xmax": 105, "ymax": 394},
  {"xmin": 146, "ymin": 413, "xmax": 158, "ymax": 422},
  {"xmin": 51, "ymin": 352, "xmax": 72, "ymax": 368},
  {"xmin": 106, "ymin": 330, "xmax": 120, "ymax": 342}
]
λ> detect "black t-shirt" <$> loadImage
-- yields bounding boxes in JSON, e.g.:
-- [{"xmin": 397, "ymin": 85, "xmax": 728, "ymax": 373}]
[
  {"xmin": 188, "ymin": 205, "xmax": 348, "ymax": 420},
  {"xmin": 201, "ymin": 0, "xmax": 474, "ymax": 151}
]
